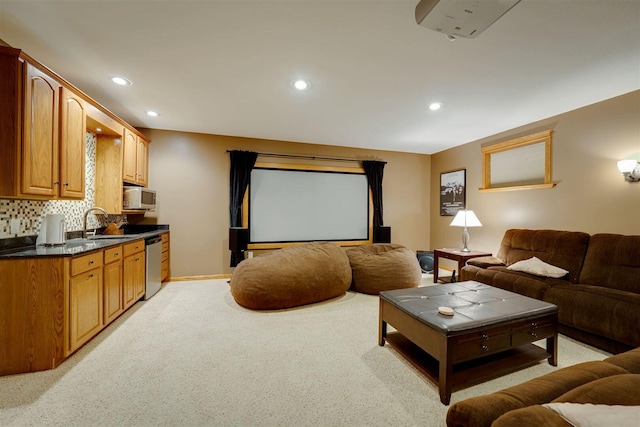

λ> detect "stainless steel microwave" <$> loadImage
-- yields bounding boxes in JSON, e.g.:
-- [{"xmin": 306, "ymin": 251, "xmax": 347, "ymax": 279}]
[{"xmin": 123, "ymin": 186, "xmax": 156, "ymax": 210}]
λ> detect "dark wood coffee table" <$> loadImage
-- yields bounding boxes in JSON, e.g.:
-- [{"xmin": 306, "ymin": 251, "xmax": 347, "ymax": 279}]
[{"xmin": 379, "ymin": 281, "xmax": 558, "ymax": 405}]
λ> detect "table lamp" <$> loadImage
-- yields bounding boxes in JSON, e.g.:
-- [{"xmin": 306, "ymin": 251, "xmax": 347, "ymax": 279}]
[{"xmin": 450, "ymin": 209, "xmax": 482, "ymax": 252}]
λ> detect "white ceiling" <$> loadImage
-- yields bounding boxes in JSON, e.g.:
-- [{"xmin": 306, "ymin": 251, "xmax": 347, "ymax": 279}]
[{"xmin": 1, "ymin": 0, "xmax": 639, "ymax": 155}]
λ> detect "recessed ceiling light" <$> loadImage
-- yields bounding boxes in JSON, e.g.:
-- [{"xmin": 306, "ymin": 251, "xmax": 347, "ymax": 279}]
[
  {"xmin": 292, "ymin": 79, "xmax": 311, "ymax": 91},
  {"xmin": 111, "ymin": 76, "xmax": 132, "ymax": 86},
  {"xmin": 146, "ymin": 111, "xmax": 159, "ymax": 117},
  {"xmin": 429, "ymin": 102, "xmax": 443, "ymax": 111}
]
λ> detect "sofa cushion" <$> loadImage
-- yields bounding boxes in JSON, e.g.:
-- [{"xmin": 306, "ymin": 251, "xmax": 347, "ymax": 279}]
[
  {"xmin": 445, "ymin": 360, "xmax": 629, "ymax": 427},
  {"xmin": 345, "ymin": 243, "xmax": 421, "ymax": 294},
  {"xmin": 507, "ymin": 257, "xmax": 569, "ymax": 278},
  {"xmin": 491, "ymin": 406, "xmax": 570, "ymax": 427},
  {"xmin": 229, "ymin": 242, "xmax": 352, "ymax": 310},
  {"xmin": 466, "ymin": 256, "xmax": 506, "ymax": 268},
  {"xmin": 496, "ymin": 229, "xmax": 590, "ymax": 283},
  {"xmin": 578, "ymin": 234, "xmax": 640, "ymax": 294},
  {"xmin": 605, "ymin": 347, "xmax": 640, "ymax": 373},
  {"xmin": 460, "ymin": 264, "xmax": 566, "ymax": 300},
  {"xmin": 544, "ymin": 284, "xmax": 640, "ymax": 349},
  {"xmin": 552, "ymin": 374, "xmax": 640, "ymax": 405}
]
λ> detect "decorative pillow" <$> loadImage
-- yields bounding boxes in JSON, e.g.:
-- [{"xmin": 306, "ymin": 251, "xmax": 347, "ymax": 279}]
[
  {"xmin": 507, "ymin": 257, "xmax": 568, "ymax": 278},
  {"xmin": 543, "ymin": 403, "xmax": 640, "ymax": 427}
]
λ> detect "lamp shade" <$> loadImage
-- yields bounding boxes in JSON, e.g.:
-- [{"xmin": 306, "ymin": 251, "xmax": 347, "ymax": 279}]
[
  {"xmin": 618, "ymin": 159, "xmax": 638, "ymax": 173},
  {"xmin": 450, "ymin": 210, "xmax": 482, "ymax": 228}
]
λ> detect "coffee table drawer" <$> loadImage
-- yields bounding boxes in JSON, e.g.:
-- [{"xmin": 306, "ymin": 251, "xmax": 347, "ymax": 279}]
[
  {"xmin": 453, "ymin": 327, "xmax": 511, "ymax": 363},
  {"xmin": 512, "ymin": 317, "xmax": 556, "ymax": 347}
]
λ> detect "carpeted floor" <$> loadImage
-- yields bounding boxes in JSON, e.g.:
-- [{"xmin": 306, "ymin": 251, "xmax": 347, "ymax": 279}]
[{"xmin": 0, "ymin": 279, "xmax": 610, "ymax": 426}]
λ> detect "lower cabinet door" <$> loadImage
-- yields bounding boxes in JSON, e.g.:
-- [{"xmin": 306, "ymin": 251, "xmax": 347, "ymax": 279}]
[
  {"xmin": 134, "ymin": 254, "xmax": 145, "ymax": 299},
  {"xmin": 123, "ymin": 255, "xmax": 136, "ymax": 309},
  {"xmin": 123, "ymin": 252, "xmax": 145, "ymax": 309},
  {"xmin": 103, "ymin": 260, "xmax": 123, "ymax": 325},
  {"xmin": 69, "ymin": 267, "xmax": 103, "ymax": 352}
]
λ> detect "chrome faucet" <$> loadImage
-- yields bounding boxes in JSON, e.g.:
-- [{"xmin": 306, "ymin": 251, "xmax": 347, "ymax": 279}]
[{"xmin": 83, "ymin": 207, "xmax": 109, "ymax": 239}]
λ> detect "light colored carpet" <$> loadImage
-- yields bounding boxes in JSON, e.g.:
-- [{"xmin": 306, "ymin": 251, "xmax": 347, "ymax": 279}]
[{"xmin": 0, "ymin": 279, "xmax": 610, "ymax": 427}]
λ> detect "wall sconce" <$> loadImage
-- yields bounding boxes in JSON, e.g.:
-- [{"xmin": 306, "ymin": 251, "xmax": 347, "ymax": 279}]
[
  {"xmin": 617, "ymin": 160, "xmax": 640, "ymax": 182},
  {"xmin": 450, "ymin": 209, "xmax": 482, "ymax": 252}
]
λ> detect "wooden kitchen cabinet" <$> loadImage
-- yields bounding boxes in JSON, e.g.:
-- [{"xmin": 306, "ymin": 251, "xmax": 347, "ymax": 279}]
[
  {"xmin": 22, "ymin": 62, "xmax": 60, "ymax": 197},
  {"xmin": 123, "ymin": 239, "xmax": 146, "ymax": 309},
  {"xmin": 0, "ymin": 257, "xmax": 65, "ymax": 376},
  {"xmin": 59, "ymin": 87, "xmax": 86, "ymax": 199},
  {"xmin": 123, "ymin": 129, "xmax": 137, "ymax": 183},
  {"xmin": 123, "ymin": 128, "xmax": 149, "ymax": 187},
  {"xmin": 0, "ymin": 46, "xmax": 86, "ymax": 200},
  {"xmin": 0, "ymin": 242, "xmax": 150, "ymax": 376},
  {"xmin": 94, "ymin": 130, "xmax": 126, "ymax": 215},
  {"xmin": 69, "ymin": 261, "xmax": 103, "ymax": 353},
  {"xmin": 161, "ymin": 232, "xmax": 170, "ymax": 281},
  {"xmin": 95, "ymin": 128, "xmax": 149, "ymax": 214},
  {"xmin": 136, "ymin": 137, "xmax": 149, "ymax": 186},
  {"xmin": 103, "ymin": 245, "xmax": 124, "ymax": 325}
]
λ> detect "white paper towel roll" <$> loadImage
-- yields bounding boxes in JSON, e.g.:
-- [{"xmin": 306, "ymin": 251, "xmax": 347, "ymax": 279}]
[{"xmin": 44, "ymin": 214, "xmax": 66, "ymax": 245}]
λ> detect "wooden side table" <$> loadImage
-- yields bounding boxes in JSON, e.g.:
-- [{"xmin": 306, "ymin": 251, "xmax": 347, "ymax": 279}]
[{"xmin": 433, "ymin": 248, "xmax": 492, "ymax": 283}]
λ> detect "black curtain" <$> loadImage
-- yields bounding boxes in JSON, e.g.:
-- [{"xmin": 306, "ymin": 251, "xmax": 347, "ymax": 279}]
[
  {"xmin": 229, "ymin": 150, "xmax": 258, "ymax": 266},
  {"xmin": 362, "ymin": 160, "xmax": 386, "ymax": 231}
]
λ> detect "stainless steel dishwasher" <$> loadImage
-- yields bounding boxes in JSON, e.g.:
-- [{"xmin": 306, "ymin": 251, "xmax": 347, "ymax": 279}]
[{"xmin": 145, "ymin": 235, "xmax": 163, "ymax": 300}]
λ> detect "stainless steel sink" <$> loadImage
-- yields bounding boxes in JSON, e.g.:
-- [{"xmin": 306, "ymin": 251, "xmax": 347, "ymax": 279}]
[
  {"xmin": 62, "ymin": 239, "xmax": 100, "ymax": 252},
  {"xmin": 64, "ymin": 239, "xmax": 94, "ymax": 246}
]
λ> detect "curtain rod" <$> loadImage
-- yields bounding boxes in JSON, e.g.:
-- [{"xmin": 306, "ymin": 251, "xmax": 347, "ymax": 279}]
[{"xmin": 226, "ymin": 150, "xmax": 385, "ymax": 164}]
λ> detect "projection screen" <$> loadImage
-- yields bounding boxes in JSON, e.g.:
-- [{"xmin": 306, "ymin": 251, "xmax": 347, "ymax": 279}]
[{"xmin": 248, "ymin": 167, "xmax": 370, "ymax": 244}]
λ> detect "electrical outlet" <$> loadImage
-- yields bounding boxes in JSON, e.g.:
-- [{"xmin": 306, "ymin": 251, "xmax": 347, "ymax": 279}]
[{"xmin": 10, "ymin": 219, "xmax": 20, "ymax": 235}]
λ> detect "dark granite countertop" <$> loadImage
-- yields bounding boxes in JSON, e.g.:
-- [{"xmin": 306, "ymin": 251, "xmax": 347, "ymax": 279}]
[{"xmin": 0, "ymin": 225, "xmax": 169, "ymax": 259}]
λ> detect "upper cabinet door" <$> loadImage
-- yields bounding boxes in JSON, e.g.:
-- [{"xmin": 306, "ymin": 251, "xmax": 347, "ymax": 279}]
[
  {"xmin": 22, "ymin": 63, "xmax": 60, "ymax": 197},
  {"xmin": 122, "ymin": 129, "xmax": 137, "ymax": 184},
  {"xmin": 136, "ymin": 138, "xmax": 148, "ymax": 187},
  {"xmin": 59, "ymin": 87, "xmax": 86, "ymax": 199},
  {"xmin": 122, "ymin": 129, "xmax": 149, "ymax": 187}
]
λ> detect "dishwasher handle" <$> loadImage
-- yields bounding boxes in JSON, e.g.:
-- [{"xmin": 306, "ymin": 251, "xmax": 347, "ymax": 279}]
[{"xmin": 145, "ymin": 236, "xmax": 163, "ymax": 245}]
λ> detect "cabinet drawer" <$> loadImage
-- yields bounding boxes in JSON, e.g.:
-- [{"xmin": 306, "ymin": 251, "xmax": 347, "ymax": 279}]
[
  {"xmin": 162, "ymin": 241, "xmax": 169, "ymax": 252},
  {"xmin": 71, "ymin": 252, "xmax": 103, "ymax": 276},
  {"xmin": 512, "ymin": 319, "xmax": 556, "ymax": 347},
  {"xmin": 161, "ymin": 233, "xmax": 169, "ymax": 243},
  {"xmin": 123, "ymin": 239, "xmax": 144, "ymax": 257},
  {"xmin": 453, "ymin": 327, "xmax": 511, "ymax": 363},
  {"xmin": 104, "ymin": 246, "xmax": 123, "ymax": 264},
  {"xmin": 161, "ymin": 250, "xmax": 169, "ymax": 262}
]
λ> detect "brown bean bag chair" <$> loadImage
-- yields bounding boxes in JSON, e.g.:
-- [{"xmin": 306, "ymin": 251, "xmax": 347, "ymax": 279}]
[
  {"xmin": 230, "ymin": 242, "xmax": 352, "ymax": 310},
  {"xmin": 345, "ymin": 244, "xmax": 421, "ymax": 294}
]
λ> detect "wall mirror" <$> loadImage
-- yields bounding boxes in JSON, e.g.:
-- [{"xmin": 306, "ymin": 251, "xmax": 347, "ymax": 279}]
[{"xmin": 480, "ymin": 130, "xmax": 555, "ymax": 192}]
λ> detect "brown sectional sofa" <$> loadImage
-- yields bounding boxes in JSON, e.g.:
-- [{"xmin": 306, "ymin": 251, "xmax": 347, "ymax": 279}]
[
  {"xmin": 446, "ymin": 347, "xmax": 640, "ymax": 427},
  {"xmin": 461, "ymin": 229, "xmax": 640, "ymax": 354}
]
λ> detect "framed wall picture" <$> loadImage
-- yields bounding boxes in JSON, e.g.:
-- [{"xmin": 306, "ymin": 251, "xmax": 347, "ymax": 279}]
[{"xmin": 440, "ymin": 169, "xmax": 466, "ymax": 216}]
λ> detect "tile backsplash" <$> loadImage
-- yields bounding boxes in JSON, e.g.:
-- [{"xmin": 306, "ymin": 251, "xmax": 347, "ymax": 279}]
[{"xmin": 0, "ymin": 132, "xmax": 125, "ymax": 239}]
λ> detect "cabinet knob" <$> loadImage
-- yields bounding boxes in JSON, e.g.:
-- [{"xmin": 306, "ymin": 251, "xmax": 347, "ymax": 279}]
[
  {"xmin": 88, "ymin": 273, "xmax": 94, "ymax": 278},
  {"xmin": 64, "ymin": 182, "xmax": 69, "ymax": 186},
  {"xmin": 481, "ymin": 334, "xmax": 489, "ymax": 340},
  {"xmin": 481, "ymin": 345, "xmax": 489, "ymax": 352},
  {"xmin": 89, "ymin": 260, "xmax": 94, "ymax": 264},
  {"xmin": 530, "ymin": 331, "xmax": 538, "ymax": 338},
  {"xmin": 54, "ymin": 181, "xmax": 60, "ymax": 185}
]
